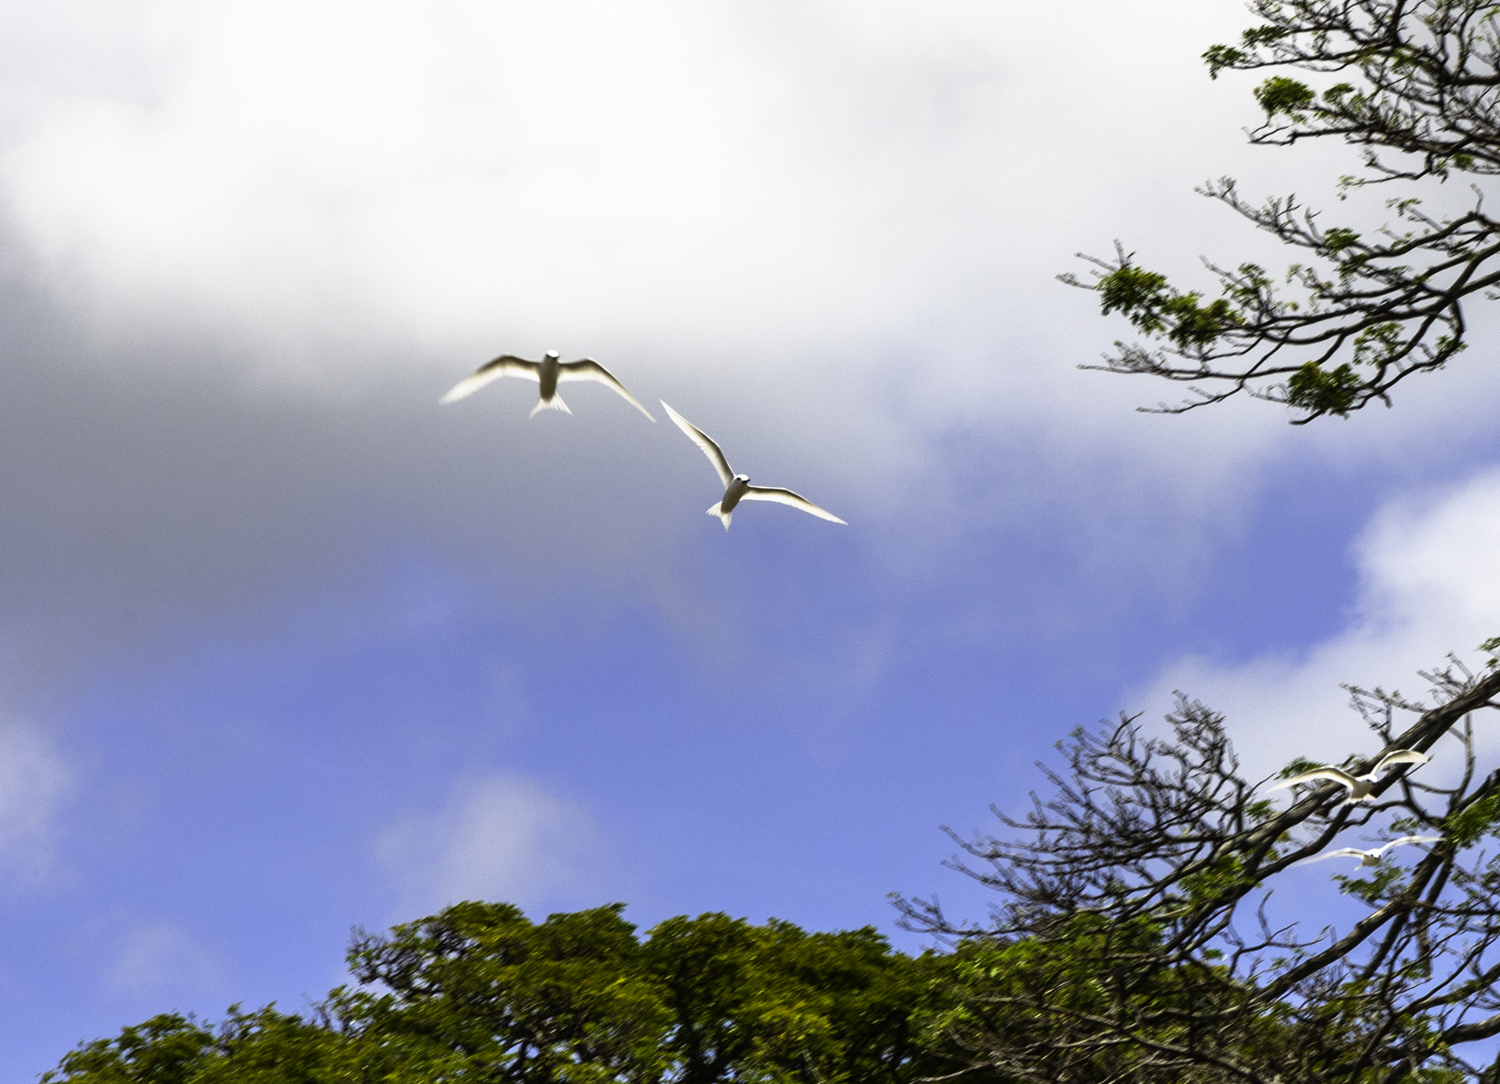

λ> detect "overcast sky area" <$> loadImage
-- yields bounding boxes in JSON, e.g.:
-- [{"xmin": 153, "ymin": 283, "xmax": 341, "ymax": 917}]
[{"xmin": 4, "ymin": 0, "xmax": 1500, "ymax": 1076}]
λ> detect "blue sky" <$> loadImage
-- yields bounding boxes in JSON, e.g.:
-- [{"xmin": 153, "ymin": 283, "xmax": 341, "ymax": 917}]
[{"xmin": 3, "ymin": 0, "xmax": 1500, "ymax": 1078}]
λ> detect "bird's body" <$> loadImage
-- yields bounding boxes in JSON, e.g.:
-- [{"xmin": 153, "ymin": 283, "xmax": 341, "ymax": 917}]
[
  {"xmin": 1268, "ymin": 748, "xmax": 1430, "ymax": 803},
  {"xmin": 717, "ymin": 474, "xmax": 753, "ymax": 521},
  {"xmin": 661, "ymin": 402, "xmax": 845, "ymax": 531},
  {"xmin": 1299, "ymin": 835, "xmax": 1443, "ymax": 867},
  {"xmin": 535, "ymin": 351, "xmax": 562, "ymax": 408},
  {"xmin": 440, "ymin": 351, "xmax": 655, "ymax": 421}
]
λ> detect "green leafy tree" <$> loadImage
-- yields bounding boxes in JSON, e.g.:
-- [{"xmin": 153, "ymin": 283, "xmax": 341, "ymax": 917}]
[
  {"xmin": 341, "ymin": 902, "xmax": 960, "ymax": 1083},
  {"xmin": 42, "ymin": 903, "xmax": 969, "ymax": 1084},
  {"xmin": 636, "ymin": 911, "xmax": 944, "ymax": 1082},
  {"xmin": 42, "ymin": 1014, "xmax": 216, "ymax": 1084},
  {"xmin": 336, "ymin": 901, "xmax": 673, "ymax": 1082},
  {"xmin": 1062, "ymin": 0, "xmax": 1500, "ymax": 422},
  {"xmin": 38, "ymin": 1007, "xmax": 414, "ymax": 1084}
]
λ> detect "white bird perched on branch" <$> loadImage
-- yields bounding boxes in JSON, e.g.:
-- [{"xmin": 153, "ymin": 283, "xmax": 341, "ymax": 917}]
[
  {"xmin": 1298, "ymin": 835, "xmax": 1443, "ymax": 867},
  {"xmin": 1267, "ymin": 748, "xmax": 1430, "ymax": 803},
  {"xmin": 440, "ymin": 351, "xmax": 656, "ymax": 421},
  {"xmin": 661, "ymin": 402, "xmax": 846, "ymax": 531}
]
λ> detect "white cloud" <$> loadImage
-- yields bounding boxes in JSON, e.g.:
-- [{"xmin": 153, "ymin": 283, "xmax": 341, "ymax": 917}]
[
  {"xmin": 0, "ymin": 0, "xmax": 1308, "ymax": 620},
  {"xmin": 0, "ymin": 718, "xmax": 68, "ymax": 883},
  {"xmin": 374, "ymin": 774, "xmax": 600, "ymax": 917},
  {"xmin": 4, "ymin": 0, "xmax": 1494, "ymax": 473},
  {"xmin": 104, "ymin": 921, "xmax": 223, "ymax": 997},
  {"xmin": 0, "ymin": 0, "xmax": 1261, "ymax": 400},
  {"xmin": 66, "ymin": 911, "xmax": 225, "ymax": 999},
  {"xmin": 1, "ymin": 0, "xmax": 1483, "ymax": 508},
  {"xmin": 0, "ymin": 0, "xmax": 1495, "ymax": 658},
  {"xmin": 0, "ymin": 1, "xmax": 986, "ymax": 362},
  {"xmin": 1133, "ymin": 468, "xmax": 1500, "ymax": 782}
]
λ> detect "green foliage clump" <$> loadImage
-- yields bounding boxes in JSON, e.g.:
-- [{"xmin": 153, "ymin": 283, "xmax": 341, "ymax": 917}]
[
  {"xmin": 1443, "ymin": 792, "xmax": 1500, "ymax": 848},
  {"xmin": 1097, "ymin": 263, "xmax": 1239, "ymax": 348},
  {"xmin": 40, "ymin": 1008, "xmax": 384, "ymax": 1084},
  {"xmin": 1286, "ymin": 361, "xmax": 1361, "ymax": 415},
  {"xmin": 1255, "ymin": 76, "xmax": 1316, "ymax": 117},
  {"xmin": 42, "ymin": 903, "xmax": 965, "ymax": 1084},
  {"xmin": 1320, "ymin": 227, "xmax": 1360, "ymax": 252},
  {"xmin": 42, "ymin": 1015, "xmax": 215, "ymax": 1084}
]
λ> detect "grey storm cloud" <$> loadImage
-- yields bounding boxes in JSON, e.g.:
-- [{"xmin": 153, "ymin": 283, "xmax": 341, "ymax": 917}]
[{"xmin": 0, "ymin": 287, "xmax": 693, "ymax": 689}]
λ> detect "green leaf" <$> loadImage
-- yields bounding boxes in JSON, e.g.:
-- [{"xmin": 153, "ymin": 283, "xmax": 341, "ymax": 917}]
[
  {"xmin": 1203, "ymin": 44, "xmax": 1248, "ymax": 78},
  {"xmin": 1286, "ymin": 361, "xmax": 1361, "ymax": 415},
  {"xmin": 1320, "ymin": 228, "xmax": 1360, "ymax": 252},
  {"xmin": 1255, "ymin": 76, "xmax": 1316, "ymax": 118},
  {"xmin": 1444, "ymin": 793, "xmax": 1500, "ymax": 848},
  {"xmin": 1096, "ymin": 264, "xmax": 1239, "ymax": 347}
]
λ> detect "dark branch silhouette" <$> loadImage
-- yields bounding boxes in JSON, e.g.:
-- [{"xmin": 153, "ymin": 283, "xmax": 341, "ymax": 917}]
[
  {"xmin": 1064, "ymin": 1, "xmax": 1500, "ymax": 422},
  {"xmin": 902, "ymin": 658, "xmax": 1500, "ymax": 1082}
]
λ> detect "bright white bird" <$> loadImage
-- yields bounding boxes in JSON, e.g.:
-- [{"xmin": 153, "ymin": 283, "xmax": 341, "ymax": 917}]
[
  {"xmin": 661, "ymin": 401, "xmax": 846, "ymax": 531},
  {"xmin": 440, "ymin": 351, "xmax": 656, "ymax": 421},
  {"xmin": 1267, "ymin": 749, "xmax": 1430, "ymax": 803},
  {"xmin": 1298, "ymin": 835, "xmax": 1444, "ymax": 867}
]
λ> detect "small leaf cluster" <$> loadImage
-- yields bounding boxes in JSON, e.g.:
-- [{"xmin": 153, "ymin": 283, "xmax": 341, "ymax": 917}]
[
  {"xmin": 1091, "ymin": 259, "xmax": 1245, "ymax": 351},
  {"xmin": 1287, "ymin": 360, "xmax": 1362, "ymax": 415},
  {"xmin": 1255, "ymin": 76, "xmax": 1316, "ymax": 119}
]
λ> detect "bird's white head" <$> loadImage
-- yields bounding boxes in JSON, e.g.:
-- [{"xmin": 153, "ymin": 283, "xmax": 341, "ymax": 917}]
[
  {"xmin": 734, "ymin": 474, "xmax": 750, "ymax": 484},
  {"xmin": 544, "ymin": 350, "xmax": 560, "ymax": 361}
]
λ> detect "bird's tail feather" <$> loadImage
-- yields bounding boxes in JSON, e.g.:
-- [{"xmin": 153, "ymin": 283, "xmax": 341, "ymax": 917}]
[
  {"xmin": 530, "ymin": 394, "xmax": 572, "ymax": 418},
  {"xmin": 706, "ymin": 503, "xmax": 732, "ymax": 531}
]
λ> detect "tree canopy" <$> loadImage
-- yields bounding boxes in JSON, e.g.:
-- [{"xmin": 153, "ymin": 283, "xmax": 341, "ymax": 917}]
[
  {"xmin": 1063, "ymin": 0, "xmax": 1500, "ymax": 422},
  {"xmin": 42, "ymin": 903, "xmax": 969, "ymax": 1084}
]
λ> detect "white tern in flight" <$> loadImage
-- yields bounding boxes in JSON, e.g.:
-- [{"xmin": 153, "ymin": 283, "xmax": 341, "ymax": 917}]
[
  {"xmin": 661, "ymin": 401, "xmax": 846, "ymax": 531},
  {"xmin": 1298, "ymin": 835, "xmax": 1443, "ymax": 867},
  {"xmin": 1267, "ymin": 749, "xmax": 1429, "ymax": 803},
  {"xmin": 440, "ymin": 351, "xmax": 655, "ymax": 421}
]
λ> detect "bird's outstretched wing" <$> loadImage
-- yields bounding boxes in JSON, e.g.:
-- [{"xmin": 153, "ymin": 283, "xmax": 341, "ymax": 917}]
[
  {"xmin": 440, "ymin": 355, "xmax": 541, "ymax": 404},
  {"xmin": 557, "ymin": 359, "xmax": 655, "ymax": 421},
  {"xmin": 1373, "ymin": 748, "xmax": 1429, "ymax": 774},
  {"xmin": 1299, "ymin": 848, "xmax": 1373, "ymax": 865},
  {"xmin": 1375, "ymin": 835, "xmax": 1443, "ymax": 855},
  {"xmin": 662, "ymin": 401, "xmax": 733, "ymax": 486},
  {"xmin": 1268, "ymin": 767, "xmax": 1357, "ymax": 793},
  {"xmin": 741, "ymin": 486, "xmax": 847, "ymax": 525}
]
